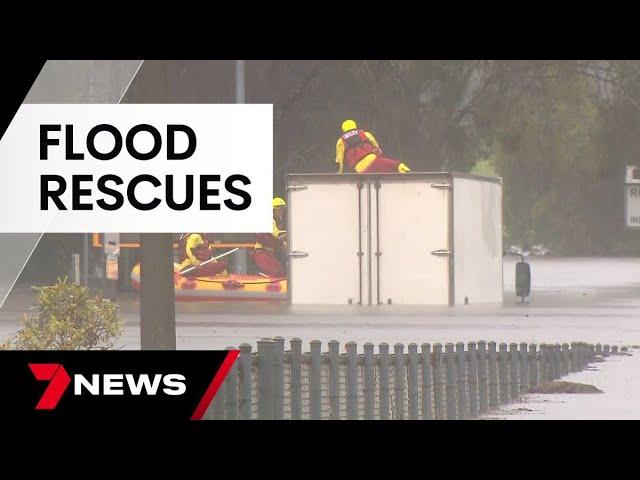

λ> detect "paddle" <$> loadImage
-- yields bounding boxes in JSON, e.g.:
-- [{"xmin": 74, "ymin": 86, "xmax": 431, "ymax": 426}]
[{"xmin": 179, "ymin": 247, "xmax": 239, "ymax": 275}]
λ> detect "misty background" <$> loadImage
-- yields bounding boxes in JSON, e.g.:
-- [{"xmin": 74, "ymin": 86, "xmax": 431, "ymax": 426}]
[{"xmin": 16, "ymin": 60, "xmax": 640, "ymax": 284}]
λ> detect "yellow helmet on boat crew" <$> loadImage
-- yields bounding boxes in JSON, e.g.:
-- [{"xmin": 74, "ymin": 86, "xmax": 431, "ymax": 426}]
[
  {"xmin": 341, "ymin": 119, "xmax": 357, "ymax": 133},
  {"xmin": 273, "ymin": 197, "xmax": 286, "ymax": 208}
]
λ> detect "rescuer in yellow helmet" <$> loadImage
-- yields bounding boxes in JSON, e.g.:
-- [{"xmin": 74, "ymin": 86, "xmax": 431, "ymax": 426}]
[
  {"xmin": 177, "ymin": 233, "xmax": 228, "ymax": 276},
  {"xmin": 253, "ymin": 197, "xmax": 287, "ymax": 277},
  {"xmin": 336, "ymin": 119, "xmax": 411, "ymax": 174}
]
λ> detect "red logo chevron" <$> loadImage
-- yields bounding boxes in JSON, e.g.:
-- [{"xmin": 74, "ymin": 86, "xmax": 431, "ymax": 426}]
[{"xmin": 29, "ymin": 363, "xmax": 71, "ymax": 410}]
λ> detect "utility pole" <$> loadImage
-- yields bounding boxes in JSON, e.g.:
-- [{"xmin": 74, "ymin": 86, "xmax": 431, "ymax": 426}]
[
  {"xmin": 234, "ymin": 60, "xmax": 249, "ymax": 274},
  {"xmin": 136, "ymin": 62, "xmax": 176, "ymax": 350},
  {"xmin": 235, "ymin": 60, "xmax": 245, "ymax": 103},
  {"xmin": 140, "ymin": 233, "xmax": 176, "ymax": 350}
]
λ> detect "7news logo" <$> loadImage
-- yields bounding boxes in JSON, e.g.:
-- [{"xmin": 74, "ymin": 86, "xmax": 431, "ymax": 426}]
[
  {"xmin": 29, "ymin": 363, "xmax": 186, "ymax": 410},
  {"xmin": 0, "ymin": 350, "xmax": 238, "ymax": 420}
]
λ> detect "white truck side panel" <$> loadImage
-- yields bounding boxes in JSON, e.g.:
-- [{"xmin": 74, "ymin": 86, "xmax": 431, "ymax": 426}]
[
  {"xmin": 288, "ymin": 182, "xmax": 363, "ymax": 304},
  {"xmin": 453, "ymin": 177, "xmax": 503, "ymax": 304},
  {"xmin": 375, "ymin": 180, "xmax": 450, "ymax": 305}
]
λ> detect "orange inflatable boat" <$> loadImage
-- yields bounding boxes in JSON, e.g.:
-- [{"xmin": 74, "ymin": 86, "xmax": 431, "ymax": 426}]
[{"xmin": 130, "ymin": 263, "xmax": 287, "ymax": 302}]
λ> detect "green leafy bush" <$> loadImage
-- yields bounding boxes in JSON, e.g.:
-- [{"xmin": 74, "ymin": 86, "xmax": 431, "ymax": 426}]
[{"xmin": 2, "ymin": 278, "xmax": 122, "ymax": 350}]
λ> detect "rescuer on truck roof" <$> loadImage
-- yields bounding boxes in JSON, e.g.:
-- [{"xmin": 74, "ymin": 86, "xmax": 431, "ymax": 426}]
[
  {"xmin": 177, "ymin": 233, "xmax": 228, "ymax": 277},
  {"xmin": 335, "ymin": 119, "xmax": 411, "ymax": 174},
  {"xmin": 253, "ymin": 197, "xmax": 287, "ymax": 277}
]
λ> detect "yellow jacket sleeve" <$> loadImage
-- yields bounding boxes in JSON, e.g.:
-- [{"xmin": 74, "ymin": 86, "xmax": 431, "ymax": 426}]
[
  {"xmin": 335, "ymin": 138, "xmax": 345, "ymax": 174},
  {"xmin": 364, "ymin": 131, "xmax": 380, "ymax": 150}
]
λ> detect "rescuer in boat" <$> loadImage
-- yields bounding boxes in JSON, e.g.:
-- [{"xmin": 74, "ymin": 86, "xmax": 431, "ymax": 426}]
[
  {"xmin": 177, "ymin": 233, "xmax": 228, "ymax": 277},
  {"xmin": 252, "ymin": 197, "xmax": 287, "ymax": 277},
  {"xmin": 336, "ymin": 119, "xmax": 411, "ymax": 174}
]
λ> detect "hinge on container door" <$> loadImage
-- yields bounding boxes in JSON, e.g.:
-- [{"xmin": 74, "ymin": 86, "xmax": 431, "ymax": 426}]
[
  {"xmin": 289, "ymin": 251, "xmax": 309, "ymax": 259},
  {"xmin": 431, "ymin": 183, "xmax": 451, "ymax": 190},
  {"xmin": 431, "ymin": 249, "xmax": 452, "ymax": 256},
  {"xmin": 357, "ymin": 181, "xmax": 363, "ymax": 190},
  {"xmin": 374, "ymin": 180, "xmax": 381, "ymax": 190},
  {"xmin": 287, "ymin": 185, "xmax": 308, "ymax": 191}
]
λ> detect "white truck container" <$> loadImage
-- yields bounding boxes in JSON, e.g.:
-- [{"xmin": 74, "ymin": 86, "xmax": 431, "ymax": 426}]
[{"xmin": 286, "ymin": 173, "xmax": 502, "ymax": 306}]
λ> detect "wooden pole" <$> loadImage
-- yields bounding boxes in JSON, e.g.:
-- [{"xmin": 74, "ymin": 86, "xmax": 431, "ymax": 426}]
[{"xmin": 140, "ymin": 233, "xmax": 176, "ymax": 350}]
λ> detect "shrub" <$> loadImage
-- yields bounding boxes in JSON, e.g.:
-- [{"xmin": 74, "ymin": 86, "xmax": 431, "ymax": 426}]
[{"xmin": 2, "ymin": 277, "xmax": 122, "ymax": 350}]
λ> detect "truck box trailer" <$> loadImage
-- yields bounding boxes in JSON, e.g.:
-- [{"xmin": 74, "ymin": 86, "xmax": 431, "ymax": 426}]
[{"xmin": 286, "ymin": 172, "xmax": 502, "ymax": 306}]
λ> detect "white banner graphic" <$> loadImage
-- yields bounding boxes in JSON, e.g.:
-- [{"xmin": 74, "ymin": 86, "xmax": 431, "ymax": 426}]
[{"xmin": 0, "ymin": 104, "xmax": 273, "ymax": 232}]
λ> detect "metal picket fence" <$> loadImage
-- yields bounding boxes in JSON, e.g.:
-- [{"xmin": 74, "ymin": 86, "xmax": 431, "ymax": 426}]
[{"xmin": 205, "ymin": 338, "xmax": 618, "ymax": 420}]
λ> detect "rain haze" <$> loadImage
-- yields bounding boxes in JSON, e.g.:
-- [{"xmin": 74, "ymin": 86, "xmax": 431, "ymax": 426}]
[{"xmin": 3, "ymin": 60, "xmax": 640, "ymax": 420}]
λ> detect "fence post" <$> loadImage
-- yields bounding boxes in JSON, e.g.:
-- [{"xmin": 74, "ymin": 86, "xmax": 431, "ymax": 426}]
[
  {"xmin": 238, "ymin": 343, "xmax": 252, "ymax": 420},
  {"xmin": 595, "ymin": 343, "xmax": 602, "ymax": 356},
  {"xmin": 225, "ymin": 346, "xmax": 239, "ymax": 420},
  {"xmin": 589, "ymin": 344, "xmax": 595, "ymax": 361},
  {"xmin": 346, "ymin": 341, "xmax": 358, "ymax": 420},
  {"xmin": 433, "ymin": 343, "xmax": 444, "ymax": 419},
  {"xmin": 519, "ymin": 343, "xmax": 528, "ymax": 395},
  {"xmin": 570, "ymin": 342, "xmax": 578, "ymax": 371},
  {"xmin": 328, "ymin": 340, "xmax": 340, "ymax": 420},
  {"xmin": 488, "ymin": 342, "xmax": 498, "ymax": 408},
  {"xmin": 539, "ymin": 344, "xmax": 548, "ymax": 383},
  {"xmin": 394, "ymin": 343, "xmax": 405, "ymax": 420},
  {"xmin": 257, "ymin": 338, "xmax": 275, "ymax": 420},
  {"xmin": 273, "ymin": 336, "xmax": 285, "ymax": 420},
  {"xmin": 408, "ymin": 343, "xmax": 419, "ymax": 420},
  {"xmin": 309, "ymin": 340, "xmax": 322, "ymax": 420},
  {"xmin": 421, "ymin": 343, "xmax": 432, "ymax": 420},
  {"xmin": 612, "ymin": 345, "xmax": 618, "ymax": 355},
  {"xmin": 363, "ymin": 343, "xmax": 375, "ymax": 420},
  {"xmin": 290, "ymin": 338, "xmax": 302, "ymax": 420},
  {"xmin": 456, "ymin": 342, "xmax": 467, "ymax": 419},
  {"xmin": 553, "ymin": 344, "xmax": 562, "ymax": 380},
  {"xmin": 477, "ymin": 341, "xmax": 488, "ymax": 414},
  {"xmin": 529, "ymin": 344, "xmax": 538, "ymax": 389},
  {"xmin": 445, "ymin": 343, "xmax": 457, "ymax": 420},
  {"xmin": 546, "ymin": 343, "xmax": 554, "ymax": 380},
  {"xmin": 584, "ymin": 342, "xmax": 590, "ymax": 364},
  {"xmin": 603, "ymin": 344, "xmax": 610, "ymax": 358},
  {"xmin": 379, "ymin": 343, "xmax": 390, "ymax": 420},
  {"xmin": 509, "ymin": 343, "xmax": 519, "ymax": 400},
  {"xmin": 561, "ymin": 343, "xmax": 569, "ymax": 376},
  {"xmin": 468, "ymin": 342, "xmax": 478, "ymax": 418},
  {"xmin": 577, "ymin": 342, "xmax": 584, "ymax": 369},
  {"xmin": 498, "ymin": 343, "xmax": 508, "ymax": 404},
  {"xmin": 210, "ymin": 380, "xmax": 226, "ymax": 420}
]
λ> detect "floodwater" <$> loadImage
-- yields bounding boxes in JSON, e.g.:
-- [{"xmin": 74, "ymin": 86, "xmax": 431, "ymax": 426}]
[
  {"xmin": 3, "ymin": 255, "xmax": 640, "ymax": 419},
  {"xmin": 483, "ymin": 349, "xmax": 640, "ymax": 420},
  {"xmin": 3, "ymin": 256, "xmax": 640, "ymax": 351}
]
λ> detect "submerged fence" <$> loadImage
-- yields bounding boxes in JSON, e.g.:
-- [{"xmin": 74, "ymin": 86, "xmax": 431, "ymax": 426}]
[{"xmin": 206, "ymin": 339, "xmax": 618, "ymax": 420}]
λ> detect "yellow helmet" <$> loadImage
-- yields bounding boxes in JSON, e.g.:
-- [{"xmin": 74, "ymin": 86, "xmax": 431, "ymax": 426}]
[
  {"xmin": 341, "ymin": 119, "xmax": 357, "ymax": 133},
  {"xmin": 273, "ymin": 197, "xmax": 286, "ymax": 208}
]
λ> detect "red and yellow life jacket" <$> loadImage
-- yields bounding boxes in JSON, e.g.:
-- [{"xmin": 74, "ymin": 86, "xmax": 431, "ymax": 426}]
[{"xmin": 341, "ymin": 129, "xmax": 377, "ymax": 170}]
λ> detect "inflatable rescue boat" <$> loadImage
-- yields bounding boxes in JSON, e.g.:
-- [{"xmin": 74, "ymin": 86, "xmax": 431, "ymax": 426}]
[{"xmin": 130, "ymin": 263, "xmax": 287, "ymax": 302}]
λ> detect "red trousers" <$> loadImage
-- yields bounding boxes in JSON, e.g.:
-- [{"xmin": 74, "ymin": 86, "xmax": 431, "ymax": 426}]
[
  {"xmin": 360, "ymin": 155, "xmax": 402, "ymax": 173},
  {"xmin": 253, "ymin": 249, "xmax": 285, "ymax": 277}
]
